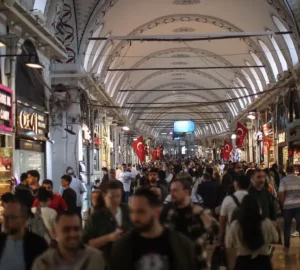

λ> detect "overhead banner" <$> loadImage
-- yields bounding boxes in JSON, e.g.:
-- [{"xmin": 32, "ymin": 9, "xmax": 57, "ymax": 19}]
[{"xmin": 132, "ymin": 136, "xmax": 145, "ymax": 163}]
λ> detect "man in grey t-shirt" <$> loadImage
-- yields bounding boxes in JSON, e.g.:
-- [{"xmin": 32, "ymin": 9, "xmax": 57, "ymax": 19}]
[{"xmin": 279, "ymin": 165, "xmax": 300, "ymax": 250}]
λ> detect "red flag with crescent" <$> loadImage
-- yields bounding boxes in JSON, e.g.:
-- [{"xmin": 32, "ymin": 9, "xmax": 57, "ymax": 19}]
[
  {"xmin": 236, "ymin": 122, "xmax": 248, "ymax": 148},
  {"xmin": 263, "ymin": 136, "xmax": 273, "ymax": 154},
  {"xmin": 132, "ymin": 136, "xmax": 145, "ymax": 163},
  {"xmin": 223, "ymin": 140, "xmax": 233, "ymax": 160},
  {"xmin": 151, "ymin": 149, "xmax": 157, "ymax": 161}
]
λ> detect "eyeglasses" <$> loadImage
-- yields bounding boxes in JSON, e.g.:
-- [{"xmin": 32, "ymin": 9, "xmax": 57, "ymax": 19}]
[
  {"xmin": 3, "ymin": 215, "xmax": 22, "ymax": 221},
  {"xmin": 62, "ymin": 226, "xmax": 81, "ymax": 233}
]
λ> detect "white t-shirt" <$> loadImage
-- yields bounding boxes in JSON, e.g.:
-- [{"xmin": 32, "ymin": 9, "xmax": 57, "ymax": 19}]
[
  {"xmin": 220, "ymin": 190, "xmax": 248, "ymax": 228},
  {"xmin": 119, "ymin": 171, "xmax": 133, "ymax": 192},
  {"xmin": 115, "ymin": 207, "xmax": 122, "ymax": 227},
  {"xmin": 31, "ymin": 207, "xmax": 57, "ymax": 243},
  {"xmin": 166, "ymin": 173, "xmax": 173, "ymax": 183}
]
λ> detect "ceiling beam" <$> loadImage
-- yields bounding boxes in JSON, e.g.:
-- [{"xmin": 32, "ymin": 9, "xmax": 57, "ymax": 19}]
[
  {"xmin": 108, "ymin": 65, "xmax": 264, "ymax": 72},
  {"xmin": 119, "ymin": 87, "xmax": 246, "ymax": 92},
  {"xmin": 89, "ymin": 31, "xmax": 292, "ymax": 41},
  {"xmin": 138, "ymin": 118, "xmax": 225, "ymax": 121},
  {"xmin": 133, "ymin": 111, "xmax": 228, "ymax": 114}
]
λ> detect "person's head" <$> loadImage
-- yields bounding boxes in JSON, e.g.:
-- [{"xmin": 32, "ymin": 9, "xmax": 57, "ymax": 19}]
[
  {"xmin": 234, "ymin": 175, "xmax": 250, "ymax": 191},
  {"xmin": 102, "ymin": 180, "xmax": 123, "ymax": 209},
  {"xmin": 27, "ymin": 170, "xmax": 40, "ymax": 186},
  {"xmin": 121, "ymin": 163, "xmax": 127, "ymax": 171},
  {"xmin": 128, "ymin": 163, "xmax": 132, "ymax": 169},
  {"xmin": 129, "ymin": 188, "xmax": 162, "ymax": 232},
  {"xmin": 170, "ymin": 174, "xmax": 192, "ymax": 205},
  {"xmin": 1, "ymin": 192, "xmax": 14, "ymax": 208},
  {"xmin": 20, "ymin": 173, "xmax": 28, "ymax": 185},
  {"xmin": 148, "ymin": 168, "xmax": 159, "ymax": 185},
  {"xmin": 108, "ymin": 169, "xmax": 116, "ymax": 180},
  {"xmin": 150, "ymin": 186, "xmax": 162, "ymax": 202},
  {"xmin": 238, "ymin": 195, "xmax": 264, "ymax": 251},
  {"xmin": 249, "ymin": 162, "xmax": 255, "ymax": 169},
  {"xmin": 61, "ymin": 175, "xmax": 72, "ymax": 188},
  {"xmin": 14, "ymin": 189, "xmax": 34, "ymax": 216},
  {"xmin": 36, "ymin": 187, "xmax": 52, "ymax": 206},
  {"xmin": 286, "ymin": 165, "xmax": 294, "ymax": 174},
  {"xmin": 251, "ymin": 168, "xmax": 266, "ymax": 191},
  {"xmin": 55, "ymin": 211, "xmax": 82, "ymax": 251},
  {"xmin": 206, "ymin": 167, "xmax": 213, "ymax": 177},
  {"xmin": 102, "ymin": 167, "xmax": 108, "ymax": 175},
  {"xmin": 91, "ymin": 190, "xmax": 101, "ymax": 207},
  {"xmin": 42, "ymin": 179, "xmax": 54, "ymax": 192},
  {"xmin": 202, "ymin": 173, "xmax": 211, "ymax": 182},
  {"xmin": 271, "ymin": 163, "xmax": 278, "ymax": 171},
  {"xmin": 158, "ymin": 170, "xmax": 166, "ymax": 181},
  {"xmin": 66, "ymin": 166, "xmax": 74, "ymax": 176},
  {"xmin": 3, "ymin": 199, "xmax": 29, "ymax": 236}
]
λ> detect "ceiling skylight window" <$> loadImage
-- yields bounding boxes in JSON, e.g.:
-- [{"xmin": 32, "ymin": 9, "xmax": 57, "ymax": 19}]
[
  {"xmin": 241, "ymin": 70, "xmax": 257, "ymax": 98},
  {"xmin": 245, "ymin": 61, "xmax": 263, "ymax": 92},
  {"xmin": 250, "ymin": 51, "xmax": 270, "ymax": 84},
  {"xmin": 258, "ymin": 40, "xmax": 279, "ymax": 79}
]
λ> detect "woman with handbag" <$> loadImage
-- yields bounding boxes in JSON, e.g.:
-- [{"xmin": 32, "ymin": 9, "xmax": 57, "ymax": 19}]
[{"xmin": 227, "ymin": 195, "xmax": 278, "ymax": 270}]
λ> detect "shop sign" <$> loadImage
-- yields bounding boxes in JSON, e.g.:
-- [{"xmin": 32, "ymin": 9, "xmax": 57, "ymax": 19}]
[
  {"xmin": 17, "ymin": 105, "xmax": 48, "ymax": 140},
  {"xmin": 278, "ymin": 132, "xmax": 286, "ymax": 144},
  {"xmin": 0, "ymin": 85, "xmax": 13, "ymax": 132}
]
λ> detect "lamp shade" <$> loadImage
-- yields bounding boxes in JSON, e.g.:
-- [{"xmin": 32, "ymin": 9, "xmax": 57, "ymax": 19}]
[{"xmin": 25, "ymin": 54, "xmax": 44, "ymax": 69}]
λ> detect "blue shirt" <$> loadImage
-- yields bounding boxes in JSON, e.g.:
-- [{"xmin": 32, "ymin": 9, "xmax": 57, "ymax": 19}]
[{"xmin": 0, "ymin": 238, "xmax": 26, "ymax": 270}]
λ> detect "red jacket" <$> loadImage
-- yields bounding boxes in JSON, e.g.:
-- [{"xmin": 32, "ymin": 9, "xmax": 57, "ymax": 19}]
[{"xmin": 33, "ymin": 194, "xmax": 67, "ymax": 213}]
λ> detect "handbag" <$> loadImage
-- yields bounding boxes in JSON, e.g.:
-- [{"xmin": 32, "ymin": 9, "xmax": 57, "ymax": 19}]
[{"xmin": 211, "ymin": 246, "xmax": 228, "ymax": 270}]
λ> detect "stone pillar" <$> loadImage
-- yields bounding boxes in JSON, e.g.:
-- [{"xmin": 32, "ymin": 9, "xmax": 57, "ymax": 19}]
[{"xmin": 246, "ymin": 121, "xmax": 254, "ymax": 162}]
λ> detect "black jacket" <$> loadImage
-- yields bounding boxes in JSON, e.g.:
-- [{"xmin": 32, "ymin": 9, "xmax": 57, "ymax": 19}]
[
  {"xmin": 109, "ymin": 228, "xmax": 197, "ymax": 270},
  {"xmin": 0, "ymin": 231, "xmax": 48, "ymax": 270}
]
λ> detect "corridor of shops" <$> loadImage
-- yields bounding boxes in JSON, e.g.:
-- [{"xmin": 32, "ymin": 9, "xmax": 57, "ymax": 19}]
[{"xmin": 0, "ymin": 0, "xmax": 300, "ymax": 269}]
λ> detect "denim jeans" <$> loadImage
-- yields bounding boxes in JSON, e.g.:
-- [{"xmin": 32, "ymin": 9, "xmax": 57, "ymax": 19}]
[
  {"xmin": 124, "ymin": 191, "xmax": 130, "ymax": 204},
  {"xmin": 283, "ymin": 207, "xmax": 300, "ymax": 248}
]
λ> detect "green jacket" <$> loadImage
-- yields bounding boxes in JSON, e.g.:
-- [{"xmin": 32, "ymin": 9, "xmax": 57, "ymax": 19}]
[
  {"xmin": 82, "ymin": 204, "xmax": 131, "ymax": 260},
  {"xmin": 248, "ymin": 185, "xmax": 276, "ymax": 220}
]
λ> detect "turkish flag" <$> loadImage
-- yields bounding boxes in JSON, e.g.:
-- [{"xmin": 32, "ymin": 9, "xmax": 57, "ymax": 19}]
[
  {"xmin": 151, "ymin": 149, "xmax": 157, "ymax": 161},
  {"xmin": 223, "ymin": 140, "xmax": 233, "ymax": 160},
  {"xmin": 132, "ymin": 136, "xmax": 145, "ymax": 163},
  {"xmin": 220, "ymin": 146, "xmax": 224, "ymax": 159},
  {"xmin": 263, "ymin": 136, "xmax": 273, "ymax": 154},
  {"xmin": 236, "ymin": 122, "xmax": 248, "ymax": 148}
]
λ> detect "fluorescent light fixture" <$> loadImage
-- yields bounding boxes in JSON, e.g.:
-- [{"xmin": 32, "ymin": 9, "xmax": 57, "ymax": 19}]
[
  {"xmin": 122, "ymin": 126, "xmax": 130, "ymax": 131},
  {"xmin": 161, "ymin": 132, "xmax": 167, "ymax": 135},
  {"xmin": 133, "ymin": 138, "xmax": 137, "ymax": 141},
  {"xmin": 0, "ymin": 41, "xmax": 5, "ymax": 47},
  {"xmin": 247, "ymin": 110, "xmax": 256, "ymax": 120},
  {"xmin": 25, "ymin": 54, "xmax": 44, "ymax": 69}
]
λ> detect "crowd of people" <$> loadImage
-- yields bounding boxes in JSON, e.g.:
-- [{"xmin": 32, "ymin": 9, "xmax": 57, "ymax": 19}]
[{"xmin": 0, "ymin": 158, "xmax": 299, "ymax": 270}]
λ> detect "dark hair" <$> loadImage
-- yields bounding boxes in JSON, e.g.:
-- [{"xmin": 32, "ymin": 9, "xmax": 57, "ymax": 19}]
[
  {"xmin": 202, "ymin": 173, "xmax": 212, "ymax": 181},
  {"xmin": 109, "ymin": 169, "xmax": 116, "ymax": 174},
  {"xmin": 55, "ymin": 211, "xmax": 81, "ymax": 224},
  {"xmin": 158, "ymin": 170, "xmax": 166, "ymax": 180},
  {"xmin": 252, "ymin": 168, "xmax": 264, "ymax": 177},
  {"xmin": 61, "ymin": 174, "xmax": 72, "ymax": 184},
  {"xmin": 188, "ymin": 168, "xmax": 194, "ymax": 177},
  {"xmin": 102, "ymin": 167, "xmax": 108, "ymax": 172},
  {"xmin": 238, "ymin": 195, "xmax": 265, "ymax": 251},
  {"xmin": 235, "ymin": 175, "xmax": 250, "ymax": 190},
  {"xmin": 1, "ymin": 192, "xmax": 14, "ymax": 203},
  {"xmin": 134, "ymin": 188, "xmax": 162, "ymax": 207},
  {"xmin": 149, "ymin": 168, "xmax": 159, "ymax": 174},
  {"xmin": 14, "ymin": 190, "xmax": 33, "ymax": 217},
  {"xmin": 206, "ymin": 167, "xmax": 213, "ymax": 176},
  {"xmin": 128, "ymin": 163, "xmax": 132, "ymax": 167},
  {"xmin": 27, "ymin": 170, "xmax": 40, "ymax": 181},
  {"xmin": 7, "ymin": 198, "xmax": 29, "ymax": 218},
  {"xmin": 20, "ymin": 173, "xmax": 28, "ymax": 183},
  {"xmin": 42, "ymin": 179, "xmax": 53, "ymax": 187},
  {"xmin": 286, "ymin": 165, "xmax": 294, "ymax": 174},
  {"xmin": 102, "ymin": 180, "xmax": 123, "ymax": 194},
  {"xmin": 172, "ymin": 173, "xmax": 193, "ymax": 190},
  {"xmin": 37, "ymin": 187, "xmax": 52, "ymax": 203}
]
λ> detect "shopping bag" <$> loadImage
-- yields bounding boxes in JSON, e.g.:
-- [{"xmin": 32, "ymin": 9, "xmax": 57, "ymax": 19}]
[{"xmin": 211, "ymin": 246, "xmax": 228, "ymax": 270}]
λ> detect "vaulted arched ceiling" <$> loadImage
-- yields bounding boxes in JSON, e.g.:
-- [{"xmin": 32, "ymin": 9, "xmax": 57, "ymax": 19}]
[{"xmin": 50, "ymin": 0, "xmax": 300, "ymax": 138}]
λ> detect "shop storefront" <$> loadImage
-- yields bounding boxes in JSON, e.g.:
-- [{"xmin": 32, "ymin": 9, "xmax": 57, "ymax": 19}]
[
  {"xmin": 14, "ymin": 104, "xmax": 48, "ymax": 182},
  {"xmin": 0, "ymin": 84, "xmax": 13, "ymax": 193},
  {"xmin": 277, "ymin": 131, "xmax": 288, "ymax": 169}
]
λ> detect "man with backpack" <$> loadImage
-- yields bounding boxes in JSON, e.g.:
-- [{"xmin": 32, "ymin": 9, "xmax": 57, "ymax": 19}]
[{"xmin": 219, "ymin": 176, "xmax": 250, "ymax": 247}]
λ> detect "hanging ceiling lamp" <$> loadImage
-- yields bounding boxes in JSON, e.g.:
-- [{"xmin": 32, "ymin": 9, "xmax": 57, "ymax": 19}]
[
  {"xmin": 25, "ymin": 54, "xmax": 44, "ymax": 69},
  {"xmin": 247, "ymin": 110, "xmax": 256, "ymax": 120}
]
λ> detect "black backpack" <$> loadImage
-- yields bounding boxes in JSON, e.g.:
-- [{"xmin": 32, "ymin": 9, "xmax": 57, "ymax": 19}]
[{"xmin": 229, "ymin": 195, "xmax": 241, "ymax": 224}]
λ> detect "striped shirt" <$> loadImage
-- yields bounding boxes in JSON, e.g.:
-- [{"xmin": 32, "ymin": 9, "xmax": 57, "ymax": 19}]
[{"xmin": 279, "ymin": 174, "xmax": 300, "ymax": 209}]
